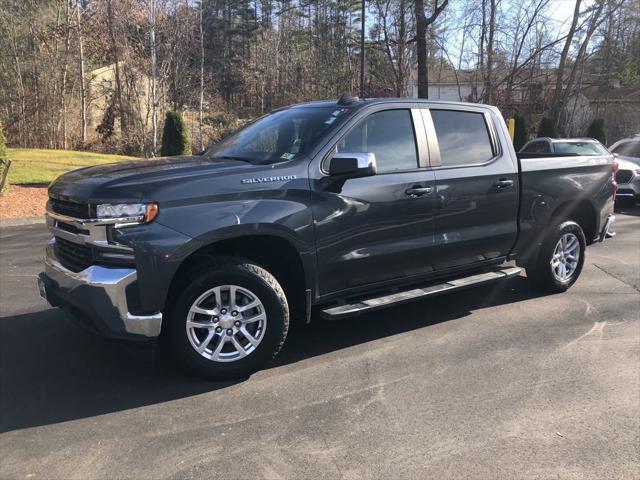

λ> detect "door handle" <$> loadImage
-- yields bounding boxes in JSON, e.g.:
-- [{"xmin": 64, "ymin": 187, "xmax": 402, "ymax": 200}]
[
  {"xmin": 405, "ymin": 185, "xmax": 433, "ymax": 197},
  {"xmin": 495, "ymin": 179, "xmax": 514, "ymax": 189}
]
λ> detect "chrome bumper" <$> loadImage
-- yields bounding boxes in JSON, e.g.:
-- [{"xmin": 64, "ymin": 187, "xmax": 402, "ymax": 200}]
[{"xmin": 41, "ymin": 240, "xmax": 162, "ymax": 338}]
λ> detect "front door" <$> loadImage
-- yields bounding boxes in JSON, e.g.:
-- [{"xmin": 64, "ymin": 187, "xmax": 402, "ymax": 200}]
[{"xmin": 311, "ymin": 107, "xmax": 437, "ymax": 295}]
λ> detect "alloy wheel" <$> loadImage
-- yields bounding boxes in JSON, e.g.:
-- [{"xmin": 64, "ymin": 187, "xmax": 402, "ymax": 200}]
[
  {"xmin": 186, "ymin": 285, "xmax": 267, "ymax": 362},
  {"xmin": 551, "ymin": 233, "xmax": 580, "ymax": 282}
]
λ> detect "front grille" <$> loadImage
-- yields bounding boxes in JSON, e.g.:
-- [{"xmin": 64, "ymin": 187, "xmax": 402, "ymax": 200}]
[
  {"xmin": 616, "ymin": 170, "xmax": 633, "ymax": 184},
  {"xmin": 49, "ymin": 198, "xmax": 92, "ymax": 219},
  {"xmin": 54, "ymin": 237, "xmax": 94, "ymax": 272}
]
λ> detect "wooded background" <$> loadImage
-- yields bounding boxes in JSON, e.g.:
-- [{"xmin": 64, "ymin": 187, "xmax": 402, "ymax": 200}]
[{"xmin": 1, "ymin": 0, "xmax": 638, "ymax": 156}]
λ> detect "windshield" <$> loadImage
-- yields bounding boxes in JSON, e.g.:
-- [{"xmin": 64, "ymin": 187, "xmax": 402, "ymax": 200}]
[
  {"xmin": 611, "ymin": 141, "xmax": 640, "ymax": 157},
  {"xmin": 205, "ymin": 106, "xmax": 354, "ymax": 164},
  {"xmin": 553, "ymin": 142, "xmax": 608, "ymax": 155}
]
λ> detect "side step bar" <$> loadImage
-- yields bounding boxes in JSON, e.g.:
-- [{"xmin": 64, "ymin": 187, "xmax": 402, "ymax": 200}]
[{"xmin": 321, "ymin": 266, "xmax": 522, "ymax": 319}]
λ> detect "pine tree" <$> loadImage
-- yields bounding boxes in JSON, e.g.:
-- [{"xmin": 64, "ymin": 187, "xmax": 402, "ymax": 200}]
[
  {"xmin": 537, "ymin": 117, "xmax": 557, "ymax": 138},
  {"xmin": 513, "ymin": 115, "xmax": 528, "ymax": 150},
  {"xmin": 161, "ymin": 111, "xmax": 192, "ymax": 157}
]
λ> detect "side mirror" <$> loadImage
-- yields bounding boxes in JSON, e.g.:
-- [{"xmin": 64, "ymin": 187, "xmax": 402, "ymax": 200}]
[{"xmin": 328, "ymin": 152, "xmax": 377, "ymax": 178}]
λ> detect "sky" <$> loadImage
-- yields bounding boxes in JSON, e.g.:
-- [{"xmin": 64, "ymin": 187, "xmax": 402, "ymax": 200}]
[
  {"xmin": 437, "ymin": 0, "xmax": 595, "ymax": 70},
  {"xmin": 547, "ymin": 0, "xmax": 581, "ymax": 34}
]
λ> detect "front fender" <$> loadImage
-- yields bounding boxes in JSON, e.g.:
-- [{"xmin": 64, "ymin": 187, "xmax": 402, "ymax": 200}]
[{"xmin": 154, "ymin": 194, "xmax": 316, "ymax": 307}]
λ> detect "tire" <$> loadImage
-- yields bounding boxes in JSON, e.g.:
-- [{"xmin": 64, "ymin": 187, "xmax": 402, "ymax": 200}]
[
  {"xmin": 165, "ymin": 257, "xmax": 289, "ymax": 380},
  {"xmin": 526, "ymin": 220, "xmax": 586, "ymax": 293}
]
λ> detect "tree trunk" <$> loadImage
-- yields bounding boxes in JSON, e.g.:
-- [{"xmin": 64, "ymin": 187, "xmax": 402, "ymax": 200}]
[
  {"xmin": 76, "ymin": 0, "xmax": 86, "ymax": 145},
  {"xmin": 415, "ymin": 0, "xmax": 449, "ymax": 99},
  {"xmin": 549, "ymin": 0, "xmax": 581, "ymax": 125},
  {"xmin": 60, "ymin": 0, "xmax": 71, "ymax": 149},
  {"xmin": 198, "ymin": 0, "xmax": 205, "ymax": 151},
  {"xmin": 415, "ymin": 0, "xmax": 428, "ymax": 98},
  {"xmin": 484, "ymin": 0, "xmax": 496, "ymax": 104},
  {"xmin": 106, "ymin": 0, "xmax": 127, "ymax": 135},
  {"xmin": 150, "ymin": 0, "xmax": 158, "ymax": 156}
]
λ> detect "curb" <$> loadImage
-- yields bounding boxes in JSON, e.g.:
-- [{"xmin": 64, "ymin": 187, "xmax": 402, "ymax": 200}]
[{"xmin": 0, "ymin": 216, "xmax": 46, "ymax": 228}]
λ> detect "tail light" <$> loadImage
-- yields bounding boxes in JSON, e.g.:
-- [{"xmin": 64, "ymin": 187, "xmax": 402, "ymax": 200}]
[{"xmin": 612, "ymin": 160, "xmax": 618, "ymax": 197}]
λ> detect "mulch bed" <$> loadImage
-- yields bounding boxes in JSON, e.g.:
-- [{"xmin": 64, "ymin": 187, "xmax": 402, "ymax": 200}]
[{"xmin": 0, "ymin": 185, "xmax": 48, "ymax": 220}]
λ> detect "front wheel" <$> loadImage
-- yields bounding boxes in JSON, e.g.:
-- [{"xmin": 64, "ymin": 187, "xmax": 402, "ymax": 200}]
[
  {"xmin": 165, "ymin": 258, "xmax": 289, "ymax": 380},
  {"xmin": 526, "ymin": 220, "xmax": 586, "ymax": 293}
]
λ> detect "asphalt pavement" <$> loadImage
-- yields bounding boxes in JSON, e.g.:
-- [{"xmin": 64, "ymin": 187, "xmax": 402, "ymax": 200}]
[{"xmin": 1, "ymin": 205, "xmax": 639, "ymax": 479}]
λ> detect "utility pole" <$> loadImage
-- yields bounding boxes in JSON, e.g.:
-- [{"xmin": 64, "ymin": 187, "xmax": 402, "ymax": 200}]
[{"xmin": 360, "ymin": 0, "xmax": 365, "ymax": 98}]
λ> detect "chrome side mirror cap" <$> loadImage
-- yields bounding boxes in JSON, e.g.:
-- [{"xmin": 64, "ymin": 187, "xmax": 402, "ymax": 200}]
[{"xmin": 328, "ymin": 152, "xmax": 377, "ymax": 178}]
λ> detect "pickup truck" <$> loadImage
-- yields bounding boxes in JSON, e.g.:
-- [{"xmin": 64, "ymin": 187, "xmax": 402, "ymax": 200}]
[{"xmin": 38, "ymin": 97, "xmax": 616, "ymax": 379}]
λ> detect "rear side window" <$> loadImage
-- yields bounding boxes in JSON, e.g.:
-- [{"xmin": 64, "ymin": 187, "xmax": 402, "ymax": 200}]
[
  {"xmin": 430, "ymin": 110, "xmax": 495, "ymax": 166},
  {"xmin": 337, "ymin": 109, "xmax": 418, "ymax": 173}
]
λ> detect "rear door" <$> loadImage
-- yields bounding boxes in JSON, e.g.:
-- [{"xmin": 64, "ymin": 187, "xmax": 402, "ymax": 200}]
[
  {"xmin": 311, "ymin": 105, "xmax": 437, "ymax": 295},
  {"xmin": 422, "ymin": 107, "xmax": 519, "ymax": 270}
]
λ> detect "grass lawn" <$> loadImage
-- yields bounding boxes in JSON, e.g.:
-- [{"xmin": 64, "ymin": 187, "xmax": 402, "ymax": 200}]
[{"xmin": 7, "ymin": 148, "xmax": 137, "ymax": 185}]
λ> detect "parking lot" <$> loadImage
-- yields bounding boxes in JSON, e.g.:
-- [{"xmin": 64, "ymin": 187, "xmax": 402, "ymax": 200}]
[{"xmin": 1, "ymin": 205, "xmax": 638, "ymax": 479}]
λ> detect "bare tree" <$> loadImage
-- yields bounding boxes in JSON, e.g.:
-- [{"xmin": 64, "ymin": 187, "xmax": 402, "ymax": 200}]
[
  {"xmin": 198, "ymin": 0, "xmax": 205, "ymax": 151},
  {"xmin": 149, "ymin": 0, "xmax": 158, "ymax": 155},
  {"xmin": 549, "ymin": 0, "xmax": 582, "ymax": 125},
  {"xmin": 76, "ymin": 0, "xmax": 87, "ymax": 145},
  {"xmin": 415, "ymin": 0, "xmax": 449, "ymax": 98},
  {"xmin": 106, "ymin": 0, "xmax": 127, "ymax": 136}
]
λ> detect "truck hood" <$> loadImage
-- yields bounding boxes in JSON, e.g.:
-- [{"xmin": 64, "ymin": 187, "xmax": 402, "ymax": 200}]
[
  {"xmin": 614, "ymin": 154, "xmax": 640, "ymax": 167},
  {"xmin": 616, "ymin": 157, "xmax": 640, "ymax": 171},
  {"xmin": 48, "ymin": 155, "xmax": 256, "ymax": 203}
]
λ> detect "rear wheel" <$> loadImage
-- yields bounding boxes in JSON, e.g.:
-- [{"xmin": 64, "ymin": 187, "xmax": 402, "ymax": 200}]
[
  {"xmin": 526, "ymin": 220, "xmax": 586, "ymax": 293},
  {"xmin": 166, "ymin": 258, "xmax": 289, "ymax": 380}
]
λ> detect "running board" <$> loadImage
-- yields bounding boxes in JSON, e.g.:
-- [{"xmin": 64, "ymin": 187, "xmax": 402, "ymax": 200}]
[{"xmin": 321, "ymin": 266, "xmax": 522, "ymax": 319}]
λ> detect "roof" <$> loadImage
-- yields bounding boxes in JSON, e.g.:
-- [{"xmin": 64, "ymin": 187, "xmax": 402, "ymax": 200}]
[
  {"xmin": 550, "ymin": 138, "xmax": 601, "ymax": 143},
  {"xmin": 289, "ymin": 97, "xmax": 494, "ymax": 110},
  {"xmin": 578, "ymin": 85, "xmax": 640, "ymax": 102}
]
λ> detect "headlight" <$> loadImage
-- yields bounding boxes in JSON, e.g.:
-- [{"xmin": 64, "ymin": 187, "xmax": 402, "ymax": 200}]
[{"xmin": 96, "ymin": 203, "xmax": 159, "ymax": 224}]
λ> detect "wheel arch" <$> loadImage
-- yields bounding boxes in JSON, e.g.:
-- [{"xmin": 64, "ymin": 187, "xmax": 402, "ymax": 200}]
[
  {"xmin": 548, "ymin": 198, "xmax": 598, "ymax": 244},
  {"xmin": 516, "ymin": 197, "xmax": 598, "ymax": 269},
  {"xmin": 166, "ymin": 233, "xmax": 311, "ymax": 325}
]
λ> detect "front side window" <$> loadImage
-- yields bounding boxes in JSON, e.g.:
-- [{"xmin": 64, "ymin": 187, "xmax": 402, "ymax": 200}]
[
  {"xmin": 337, "ymin": 109, "xmax": 418, "ymax": 173},
  {"xmin": 207, "ymin": 106, "xmax": 354, "ymax": 164},
  {"xmin": 430, "ymin": 110, "xmax": 494, "ymax": 166}
]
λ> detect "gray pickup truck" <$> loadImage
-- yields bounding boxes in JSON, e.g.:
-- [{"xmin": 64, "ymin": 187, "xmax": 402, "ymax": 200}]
[{"xmin": 38, "ymin": 97, "xmax": 616, "ymax": 379}]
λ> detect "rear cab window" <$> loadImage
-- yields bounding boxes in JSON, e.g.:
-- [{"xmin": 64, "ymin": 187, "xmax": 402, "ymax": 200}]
[{"xmin": 429, "ymin": 110, "xmax": 495, "ymax": 167}]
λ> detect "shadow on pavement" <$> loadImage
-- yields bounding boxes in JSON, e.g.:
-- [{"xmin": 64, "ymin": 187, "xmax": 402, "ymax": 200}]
[
  {"xmin": 614, "ymin": 202, "xmax": 640, "ymax": 217},
  {"xmin": 0, "ymin": 275, "xmax": 544, "ymax": 432}
]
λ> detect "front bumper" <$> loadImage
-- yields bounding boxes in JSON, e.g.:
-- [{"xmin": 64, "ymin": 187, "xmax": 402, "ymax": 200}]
[
  {"xmin": 39, "ymin": 240, "xmax": 162, "ymax": 339},
  {"xmin": 615, "ymin": 173, "xmax": 640, "ymax": 200}
]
